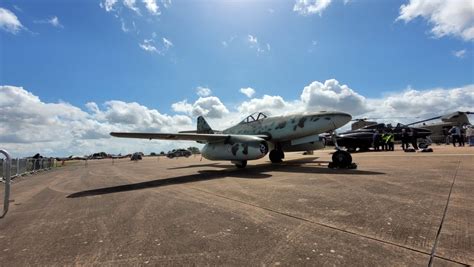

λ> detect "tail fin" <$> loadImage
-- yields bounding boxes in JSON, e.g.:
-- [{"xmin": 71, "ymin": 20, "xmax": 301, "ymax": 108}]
[{"xmin": 197, "ymin": 116, "xmax": 214, "ymax": 134}]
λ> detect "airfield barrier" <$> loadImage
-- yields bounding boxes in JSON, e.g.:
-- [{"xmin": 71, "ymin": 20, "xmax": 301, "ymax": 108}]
[
  {"xmin": 1, "ymin": 149, "xmax": 11, "ymax": 218},
  {"xmin": 0, "ymin": 158, "xmax": 56, "ymax": 180}
]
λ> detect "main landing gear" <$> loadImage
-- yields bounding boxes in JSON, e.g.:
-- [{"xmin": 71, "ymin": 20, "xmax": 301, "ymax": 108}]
[
  {"xmin": 269, "ymin": 149, "xmax": 284, "ymax": 163},
  {"xmin": 233, "ymin": 160, "xmax": 247, "ymax": 168},
  {"xmin": 328, "ymin": 150, "xmax": 357, "ymax": 169}
]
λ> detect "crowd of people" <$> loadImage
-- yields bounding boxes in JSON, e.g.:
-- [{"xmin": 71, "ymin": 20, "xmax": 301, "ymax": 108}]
[
  {"xmin": 447, "ymin": 125, "xmax": 473, "ymax": 147},
  {"xmin": 372, "ymin": 128, "xmax": 422, "ymax": 151},
  {"xmin": 370, "ymin": 125, "xmax": 473, "ymax": 151},
  {"xmin": 372, "ymin": 130, "xmax": 395, "ymax": 151}
]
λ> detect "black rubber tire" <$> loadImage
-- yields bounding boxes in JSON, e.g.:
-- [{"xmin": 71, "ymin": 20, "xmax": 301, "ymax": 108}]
[
  {"xmin": 269, "ymin": 150, "xmax": 283, "ymax": 163},
  {"xmin": 235, "ymin": 160, "xmax": 247, "ymax": 168},
  {"xmin": 279, "ymin": 150, "xmax": 285, "ymax": 159},
  {"xmin": 418, "ymin": 141, "xmax": 428, "ymax": 149},
  {"xmin": 332, "ymin": 150, "xmax": 352, "ymax": 168}
]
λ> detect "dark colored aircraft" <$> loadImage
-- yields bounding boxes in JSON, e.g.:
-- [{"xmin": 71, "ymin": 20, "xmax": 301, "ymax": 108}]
[
  {"xmin": 335, "ymin": 123, "xmax": 432, "ymax": 151},
  {"xmin": 406, "ymin": 111, "xmax": 472, "ymax": 144}
]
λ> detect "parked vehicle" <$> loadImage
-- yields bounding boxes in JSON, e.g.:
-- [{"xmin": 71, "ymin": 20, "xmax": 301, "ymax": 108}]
[{"xmin": 166, "ymin": 149, "xmax": 192, "ymax": 158}]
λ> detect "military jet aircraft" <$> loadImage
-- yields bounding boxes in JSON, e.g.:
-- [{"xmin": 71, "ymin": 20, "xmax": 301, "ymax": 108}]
[
  {"xmin": 335, "ymin": 123, "xmax": 432, "ymax": 151},
  {"xmin": 110, "ymin": 111, "xmax": 352, "ymax": 168}
]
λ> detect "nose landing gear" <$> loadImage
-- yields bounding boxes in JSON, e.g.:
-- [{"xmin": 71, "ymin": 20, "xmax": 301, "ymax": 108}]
[{"xmin": 328, "ymin": 150, "xmax": 357, "ymax": 169}]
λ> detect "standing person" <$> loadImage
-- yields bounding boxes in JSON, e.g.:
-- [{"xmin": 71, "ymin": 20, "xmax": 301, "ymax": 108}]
[
  {"xmin": 442, "ymin": 127, "xmax": 450, "ymax": 145},
  {"xmin": 466, "ymin": 125, "xmax": 474, "ymax": 146},
  {"xmin": 381, "ymin": 131, "xmax": 387, "ymax": 151},
  {"xmin": 401, "ymin": 128, "xmax": 409, "ymax": 150},
  {"xmin": 387, "ymin": 131, "xmax": 395, "ymax": 151},
  {"xmin": 373, "ymin": 130, "xmax": 380, "ymax": 151},
  {"xmin": 460, "ymin": 126, "xmax": 466, "ymax": 147},
  {"xmin": 409, "ymin": 128, "xmax": 419, "ymax": 149},
  {"xmin": 450, "ymin": 126, "xmax": 461, "ymax": 147}
]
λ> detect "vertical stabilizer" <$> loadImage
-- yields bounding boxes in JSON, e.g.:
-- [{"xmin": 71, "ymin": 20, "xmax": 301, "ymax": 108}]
[{"xmin": 197, "ymin": 116, "xmax": 214, "ymax": 134}]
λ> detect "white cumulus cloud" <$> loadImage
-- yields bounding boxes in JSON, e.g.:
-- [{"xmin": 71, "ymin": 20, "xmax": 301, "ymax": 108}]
[
  {"xmin": 238, "ymin": 95, "xmax": 294, "ymax": 116},
  {"xmin": 172, "ymin": 96, "xmax": 229, "ymax": 119},
  {"xmin": 0, "ymin": 7, "xmax": 24, "ymax": 34},
  {"xmin": 143, "ymin": 0, "xmax": 160, "ymax": 15},
  {"xmin": 366, "ymin": 85, "xmax": 474, "ymax": 121},
  {"xmin": 452, "ymin": 49, "xmax": 467, "ymax": 58},
  {"xmin": 240, "ymin": 87, "xmax": 256, "ymax": 98},
  {"xmin": 196, "ymin": 86, "xmax": 212, "ymax": 97},
  {"xmin": 100, "ymin": 0, "xmax": 118, "ymax": 12},
  {"xmin": 192, "ymin": 97, "xmax": 229, "ymax": 118},
  {"xmin": 0, "ymin": 85, "xmax": 193, "ymax": 157},
  {"xmin": 300, "ymin": 79, "xmax": 369, "ymax": 115},
  {"xmin": 397, "ymin": 0, "xmax": 474, "ymax": 41},
  {"xmin": 124, "ymin": 0, "xmax": 141, "ymax": 14},
  {"xmin": 293, "ymin": 0, "xmax": 332, "ymax": 16}
]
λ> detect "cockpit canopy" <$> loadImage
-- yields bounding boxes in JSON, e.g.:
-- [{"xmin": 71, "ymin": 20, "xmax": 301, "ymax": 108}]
[{"xmin": 240, "ymin": 112, "xmax": 268, "ymax": 124}]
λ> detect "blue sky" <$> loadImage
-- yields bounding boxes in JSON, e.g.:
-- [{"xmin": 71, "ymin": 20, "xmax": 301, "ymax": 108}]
[{"xmin": 0, "ymin": 0, "xmax": 473, "ymax": 156}]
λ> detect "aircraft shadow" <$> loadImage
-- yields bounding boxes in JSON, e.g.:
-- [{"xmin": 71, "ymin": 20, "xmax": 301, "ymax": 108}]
[
  {"xmin": 67, "ymin": 157, "xmax": 384, "ymax": 198},
  {"xmin": 167, "ymin": 163, "xmax": 232, "ymax": 170}
]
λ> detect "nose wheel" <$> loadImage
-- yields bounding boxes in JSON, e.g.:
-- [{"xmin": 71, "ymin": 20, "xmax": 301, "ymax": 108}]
[
  {"xmin": 329, "ymin": 150, "xmax": 356, "ymax": 169},
  {"xmin": 269, "ymin": 149, "xmax": 284, "ymax": 163}
]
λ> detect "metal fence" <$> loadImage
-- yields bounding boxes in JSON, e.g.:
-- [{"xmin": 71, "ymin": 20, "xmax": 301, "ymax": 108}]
[{"xmin": 1, "ymin": 158, "xmax": 56, "ymax": 180}]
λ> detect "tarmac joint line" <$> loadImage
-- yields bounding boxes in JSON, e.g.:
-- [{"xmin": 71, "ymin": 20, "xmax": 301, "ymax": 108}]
[
  {"xmin": 428, "ymin": 160, "xmax": 462, "ymax": 267},
  {"xmin": 191, "ymin": 185, "xmax": 470, "ymax": 267}
]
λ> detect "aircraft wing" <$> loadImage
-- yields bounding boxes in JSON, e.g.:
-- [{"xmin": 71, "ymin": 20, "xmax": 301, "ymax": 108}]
[{"xmin": 110, "ymin": 132, "xmax": 269, "ymax": 143}]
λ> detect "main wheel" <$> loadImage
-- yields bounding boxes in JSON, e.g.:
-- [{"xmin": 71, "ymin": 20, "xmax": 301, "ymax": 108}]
[
  {"xmin": 332, "ymin": 150, "xmax": 352, "ymax": 168},
  {"xmin": 269, "ymin": 150, "xmax": 283, "ymax": 163},
  {"xmin": 234, "ymin": 160, "xmax": 247, "ymax": 168},
  {"xmin": 418, "ymin": 140, "xmax": 429, "ymax": 149}
]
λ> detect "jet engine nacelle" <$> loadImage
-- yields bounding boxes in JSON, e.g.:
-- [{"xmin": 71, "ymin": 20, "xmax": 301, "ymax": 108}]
[{"xmin": 202, "ymin": 136, "xmax": 268, "ymax": 161}]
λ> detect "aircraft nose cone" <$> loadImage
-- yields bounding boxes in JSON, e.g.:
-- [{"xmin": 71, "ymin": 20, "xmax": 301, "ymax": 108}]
[{"xmin": 333, "ymin": 112, "xmax": 352, "ymax": 128}]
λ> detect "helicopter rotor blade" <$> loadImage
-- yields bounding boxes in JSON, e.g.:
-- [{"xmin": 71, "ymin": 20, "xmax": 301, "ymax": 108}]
[{"xmin": 406, "ymin": 116, "xmax": 442, "ymax": 126}]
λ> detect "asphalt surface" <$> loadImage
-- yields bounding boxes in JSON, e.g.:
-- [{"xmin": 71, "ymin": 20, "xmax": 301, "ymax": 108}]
[{"xmin": 1, "ymin": 145, "xmax": 473, "ymax": 266}]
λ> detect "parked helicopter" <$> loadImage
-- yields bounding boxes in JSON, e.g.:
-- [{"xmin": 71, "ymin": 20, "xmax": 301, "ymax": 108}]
[{"xmin": 406, "ymin": 111, "xmax": 473, "ymax": 144}]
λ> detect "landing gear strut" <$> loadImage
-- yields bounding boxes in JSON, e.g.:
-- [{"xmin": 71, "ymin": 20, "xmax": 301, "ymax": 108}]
[
  {"xmin": 233, "ymin": 160, "xmax": 247, "ymax": 168},
  {"xmin": 329, "ymin": 150, "xmax": 356, "ymax": 169},
  {"xmin": 269, "ymin": 149, "xmax": 284, "ymax": 163}
]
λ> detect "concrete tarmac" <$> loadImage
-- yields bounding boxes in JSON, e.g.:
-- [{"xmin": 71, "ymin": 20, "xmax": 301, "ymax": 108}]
[{"xmin": 1, "ymin": 145, "xmax": 473, "ymax": 266}]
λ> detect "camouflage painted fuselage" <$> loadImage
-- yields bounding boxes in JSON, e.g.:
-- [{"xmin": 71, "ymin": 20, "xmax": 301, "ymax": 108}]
[
  {"xmin": 201, "ymin": 111, "xmax": 351, "ymax": 162},
  {"xmin": 223, "ymin": 111, "xmax": 352, "ymax": 142}
]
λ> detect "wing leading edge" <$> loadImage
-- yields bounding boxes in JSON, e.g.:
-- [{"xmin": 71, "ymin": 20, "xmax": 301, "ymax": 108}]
[{"xmin": 110, "ymin": 132, "xmax": 269, "ymax": 143}]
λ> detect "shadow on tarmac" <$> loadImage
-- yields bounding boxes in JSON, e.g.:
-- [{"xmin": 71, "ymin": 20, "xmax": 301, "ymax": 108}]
[
  {"xmin": 67, "ymin": 157, "xmax": 384, "ymax": 198},
  {"xmin": 167, "ymin": 163, "xmax": 232, "ymax": 170}
]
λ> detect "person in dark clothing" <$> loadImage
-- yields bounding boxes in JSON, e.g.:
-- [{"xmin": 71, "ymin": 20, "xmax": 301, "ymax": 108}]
[
  {"xmin": 373, "ymin": 130, "xmax": 381, "ymax": 151},
  {"xmin": 449, "ymin": 126, "xmax": 461, "ymax": 147},
  {"xmin": 381, "ymin": 131, "xmax": 387, "ymax": 151},
  {"xmin": 409, "ymin": 128, "xmax": 419, "ymax": 149},
  {"xmin": 401, "ymin": 128, "xmax": 409, "ymax": 150},
  {"xmin": 387, "ymin": 130, "xmax": 395, "ymax": 151}
]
